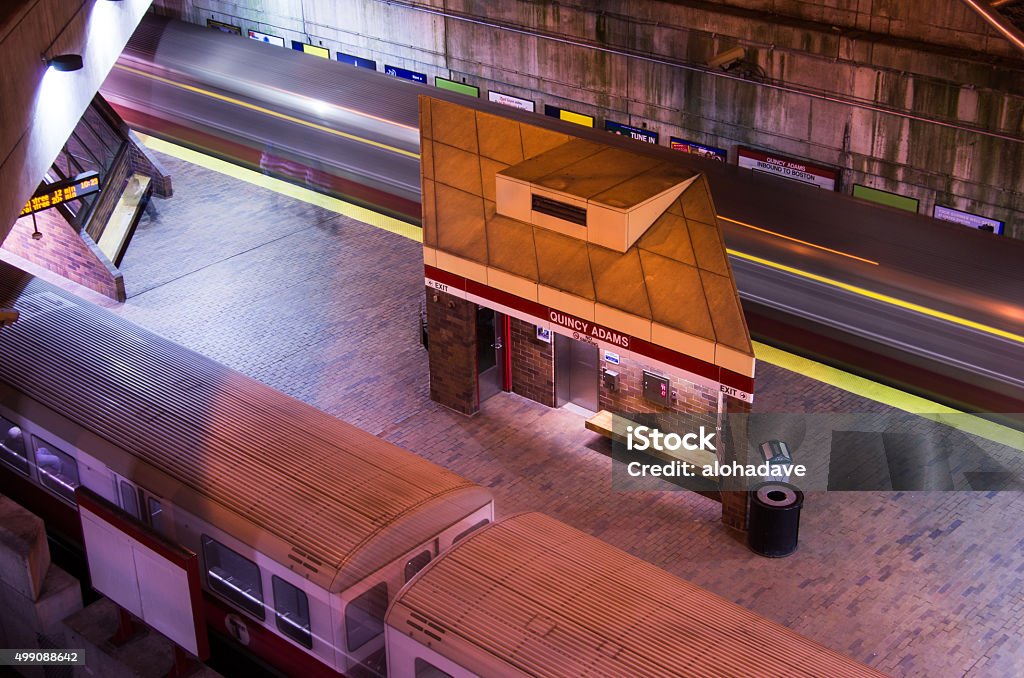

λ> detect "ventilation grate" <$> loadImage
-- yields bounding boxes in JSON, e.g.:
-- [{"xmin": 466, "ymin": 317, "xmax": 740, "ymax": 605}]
[{"xmin": 531, "ymin": 194, "xmax": 587, "ymax": 226}]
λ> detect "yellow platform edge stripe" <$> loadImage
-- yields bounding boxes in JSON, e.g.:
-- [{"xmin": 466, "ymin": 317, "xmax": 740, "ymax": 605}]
[
  {"xmin": 754, "ymin": 341, "xmax": 1022, "ymax": 451},
  {"xmin": 731, "ymin": 249, "xmax": 1024, "ymax": 345},
  {"xmin": 135, "ymin": 133, "xmax": 423, "ymax": 242},
  {"xmin": 143, "ymin": 133, "xmax": 1020, "ymax": 450}
]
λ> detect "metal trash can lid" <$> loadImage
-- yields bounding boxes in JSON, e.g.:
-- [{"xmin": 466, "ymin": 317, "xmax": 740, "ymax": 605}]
[{"xmin": 754, "ymin": 482, "xmax": 802, "ymax": 508}]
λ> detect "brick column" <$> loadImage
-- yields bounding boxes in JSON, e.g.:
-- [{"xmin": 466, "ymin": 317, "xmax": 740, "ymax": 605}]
[
  {"xmin": 720, "ymin": 395, "xmax": 753, "ymax": 530},
  {"xmin": 509, "ymin": 318, "xmax": 555, "ymax": 407},
  {"xmin": 425, "ymin": 288, "xmax": 478, "ymax": 415}
]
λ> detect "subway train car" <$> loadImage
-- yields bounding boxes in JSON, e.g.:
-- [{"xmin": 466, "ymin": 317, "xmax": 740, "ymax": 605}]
[
  {"xmin": 388, "ymin": 512, "xmax": 884, "ymax": 677},
  {"xmin": 0, "ymin": 262, "xmax": 493, "ymax": 677},
  {"xmin": 0, "ymin": 264, "xmax": 883, "ymax": 677}
]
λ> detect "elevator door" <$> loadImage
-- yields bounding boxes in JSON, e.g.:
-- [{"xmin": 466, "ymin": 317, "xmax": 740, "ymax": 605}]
[
  {"xmin": 477, "ymin": 306, "xmax": 505, "ymax": 402},
  {"xmin": 555, "ymin": 335, "xmax": 599, "ymax": 412}
]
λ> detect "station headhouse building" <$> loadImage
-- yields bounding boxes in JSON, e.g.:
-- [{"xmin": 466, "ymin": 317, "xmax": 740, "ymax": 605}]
[{"xmin": 420, "ymin": 96, "xmax": 756, "ymax": 524}]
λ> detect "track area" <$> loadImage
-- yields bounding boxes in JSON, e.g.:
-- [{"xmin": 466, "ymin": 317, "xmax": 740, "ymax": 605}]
[{"xmin": 100, "ymin": 16, "xmax": 1024, "ymax": 421}]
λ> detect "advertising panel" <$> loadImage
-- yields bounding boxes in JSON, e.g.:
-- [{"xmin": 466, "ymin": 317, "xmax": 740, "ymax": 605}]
[
  {"xmin": 933, "ymin": 205, "xmax": 1004, "ymax": 234},
  {"xmin": 605, "ymin": 120, "xmax": 658, "ymax": 144},
  {"xmin": 670, "ymin": 137, "xmax": 727, "ymax": 162},
  {"xmin": 207, "ymin": 19, "xmax": 241, "ymax": 35},
  {"xmin": 291, "ymin": 41, "xmax": 329, "ymax": 59},
  {"xmin": 385, "ymin": 65, "xmax": 427, "ymax": 83},
  {"xmin": 853, "ymin": 184, "xmax": 919, "ymax": 213},
  {"xmin": 337, "ymin": 52, "xmax": 377, "ymax": 70},
  {"xmin": 737, "ymin": 146, "xmax": 838, "ymax": 190},
  {"xmin": 544, "ymin": 104, "xmax": 594, "ymax": 127},
  {"xmin": 247, "ymin": 30, "xmax": 285, "ymax": 47},
  {"xmin": 435, "ymin": 77, "xmax": 480, "ymax": 97},
  {"xmin": 488, "ymin": 90, "xmax": 535, "ymax": 112}
]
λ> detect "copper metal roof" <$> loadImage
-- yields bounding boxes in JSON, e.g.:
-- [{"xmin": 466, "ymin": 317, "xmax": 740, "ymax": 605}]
[{"xmin": 421, "ymin": 96, "xmax": 753, "ymax": 377}]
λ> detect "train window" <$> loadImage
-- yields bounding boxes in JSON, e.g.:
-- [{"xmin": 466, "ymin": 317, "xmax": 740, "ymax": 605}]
[
  {"xmin": 119, "ymin": 480, "xmax": 141, "ymax": 520},
  {"xmin": 32, "ymin": 437, "xmax": 79, "ymax": 503},
  {"xmin": 148, "ymin": 497, "xmax": 164, "ymax": 534},
  {"xmin": 414, "ymin": 659, "xmax": 453, "ymax": 678},
  {"xmin": 201, "ymin": 536, "xmax": 265, "ymax": 620},
  {"xmin": 452, "ymin": 519, "xmax": 489, "ymax": 544},
  {"xmin": 272, "ymin": 576, "xmax": 312, "ymax": 648},
  {"xmin": 345, "ymin": 582, "xmax": 387, "ymax": 652},
  {"xmin": 405, "ymin": 550, "xmax": 431, "ymax": 583},
  {"xmin": 0, "ymin": 417, "xmax": 29, "ymax": 476}
]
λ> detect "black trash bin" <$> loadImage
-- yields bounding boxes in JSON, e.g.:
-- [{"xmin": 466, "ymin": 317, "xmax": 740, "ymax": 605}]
[{"xmin": 748, "ymin": 481, "xmax": 804, "ymax": 557}]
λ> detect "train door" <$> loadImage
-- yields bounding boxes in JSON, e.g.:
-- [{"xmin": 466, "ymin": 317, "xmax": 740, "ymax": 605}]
[{"xmin": 113, "ymin": 474, "xmax": 166, "ymax": 534}]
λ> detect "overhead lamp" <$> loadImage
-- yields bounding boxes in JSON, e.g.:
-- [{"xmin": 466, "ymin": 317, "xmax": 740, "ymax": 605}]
[{"xmin": 46, "ymin": 54, "xmax": 84, "ymax": 72}]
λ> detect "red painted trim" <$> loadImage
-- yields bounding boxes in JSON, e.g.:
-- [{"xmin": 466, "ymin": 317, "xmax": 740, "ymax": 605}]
[
  {"xmin": 502, "ymin": 314, "xmax": 513, "ymax": 391},
  {"xmin": 204, "ymin": 597, "xmax": 343, "ymax": 678},
  {"xmin": 428, "ymin": 268, "xmax": 756, "ymax": 397},
  {"xmin": 718, "ymin": 369, "xmax": 756, "ymax": 395},
  {"xmin": 424, "ymin": 265, "xmax": 466, "ymax": 292}
]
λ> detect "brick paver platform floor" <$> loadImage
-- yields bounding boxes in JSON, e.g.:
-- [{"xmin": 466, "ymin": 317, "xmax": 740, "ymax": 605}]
[{"xmin": 18, "ymin": 149, "xmax": 1024, "ymax": 677}]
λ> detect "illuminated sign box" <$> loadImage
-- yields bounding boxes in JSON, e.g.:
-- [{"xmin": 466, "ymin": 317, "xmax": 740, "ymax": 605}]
[
  {"xmin": 248, "ymin": 30, "xmax": 284, "ymax": 47},
  {"xmin": 737, "ymin": 146, "xmax": 838, "ymax": 191},
  {"xmin": 933, "ymin": 205, "xmax": 1003, "ymax": 234},
  {"xmin": 544, "ymin": 104, "xmax": 594, "ymax": 128},
  {"xmin": 291, "ymin": 41, "xmax": 329, "ymax": 59},
  {"xmin": 207, "ymin": 19, "xmax": 241, "ymax": 35},
  {"xmin": 337, "ymin": 52, "xmax": 377, "ymax": 70},
  {"xmin": 488, "ymin": 90, "xmax": 535, "ymax": 112},
  {"xmin": 385, "ymin": 65, "xmax": 427, "ymax": 83},
  {"xmin": 853, "ymin": 184, "xmax": 919, "ymax": 213},
  {"xmin": 20, "ymin": 171, "xmax": 101, "ymax": 217},
  {"xmin": 435, "ymin": 77, "xmax": 480, "ymax": 97},
  {"xmin": 670, "ymin": 137, "xmax": 727, "ymax": 162},
  {"xmin": 605, "ymin": 120, "xmax": 658, "ymax": 144}
]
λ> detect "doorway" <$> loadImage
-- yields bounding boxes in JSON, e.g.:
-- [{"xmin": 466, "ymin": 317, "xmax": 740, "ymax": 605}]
[
  {"xmin": 476, "ymin": 306, "xmax": 506, "ymax": 402},
  {"xmin": 555, "ymin": 334, "xmax": 599, "ymax": 412}
]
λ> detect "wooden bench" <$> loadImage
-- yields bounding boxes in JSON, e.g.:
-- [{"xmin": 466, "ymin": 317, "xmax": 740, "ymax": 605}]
[{"xmin": 585, "ymin": 409, "xmax": 719, "ymax": 476}]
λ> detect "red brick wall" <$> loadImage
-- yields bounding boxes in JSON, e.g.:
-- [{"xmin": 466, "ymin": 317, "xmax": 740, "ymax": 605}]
[
  {"xmin": 598, "ymin": 355, "xmax": 718, "ymax": 429},
  {"xmin": 3, "ymin": 211, "xmax": 124, "ymax": 301},
  {"xmin": 425, "ymin": 287, "xmax": 478, "ymax": 415},
  {"xmin": 128, "ymin": 131, "xmax": 173, "ymax": 198},
  {"xmin": 509, "ymin": 318, "xmax": 555, "ymax": 407},
  {"xmin": 720, "ymin": 395, "xmax": 754, "ymax": 531}
]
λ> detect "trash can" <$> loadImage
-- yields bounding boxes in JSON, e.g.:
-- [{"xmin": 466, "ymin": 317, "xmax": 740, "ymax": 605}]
[{"xmin": 748, "ymin": 481, "xmax": 804, "ymax": 557}]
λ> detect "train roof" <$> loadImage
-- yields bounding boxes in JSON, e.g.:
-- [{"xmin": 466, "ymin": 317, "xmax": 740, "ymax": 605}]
[
  {"xmin": 0, "ymin": 264, "xmax": 491, "ymax": 593},
  {"xmin": 387, "ymin": 512, "xmax": 884, "ymax": 677}
]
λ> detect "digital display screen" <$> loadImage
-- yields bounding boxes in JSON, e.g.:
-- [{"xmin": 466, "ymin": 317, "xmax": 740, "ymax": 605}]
[{"xmin": 20, "ymin": 172, "xmax": 101, "ymax": 217}]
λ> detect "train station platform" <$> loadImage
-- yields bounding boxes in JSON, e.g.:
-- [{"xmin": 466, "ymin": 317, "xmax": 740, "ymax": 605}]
[{"xmin": 5, "ymin": 139, "xmax": 1022, "ymax": 678}]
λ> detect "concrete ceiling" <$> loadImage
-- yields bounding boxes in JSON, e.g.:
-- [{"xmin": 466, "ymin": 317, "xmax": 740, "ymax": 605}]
[{"xmin": 0, "ymin": 0, "xmax": 152, "ymax": 246}]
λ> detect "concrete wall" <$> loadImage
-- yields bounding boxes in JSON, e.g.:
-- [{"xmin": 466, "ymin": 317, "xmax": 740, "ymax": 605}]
[
  {"xmin": 0, "ymin": 0, "xmax": 152, "ymax": 244},
  {"xmin": 162, "ymin": 0, "xmax": 1024, "ymax": 237}
]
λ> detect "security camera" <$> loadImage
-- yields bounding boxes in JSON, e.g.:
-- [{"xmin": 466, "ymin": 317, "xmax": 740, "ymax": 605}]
[
  {"xmin": 707, "ymin": 46, "xmax": 746, "ymax": 70},
  {"xmin": 0, "ymin": 309, "xmax": 18, "ymax": 326}
]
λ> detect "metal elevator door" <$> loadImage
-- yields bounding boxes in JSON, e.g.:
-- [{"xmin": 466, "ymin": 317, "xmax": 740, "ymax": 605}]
[{"xmin": 555, "ymin": 334, "xmax": 599, "ymax": 412}]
